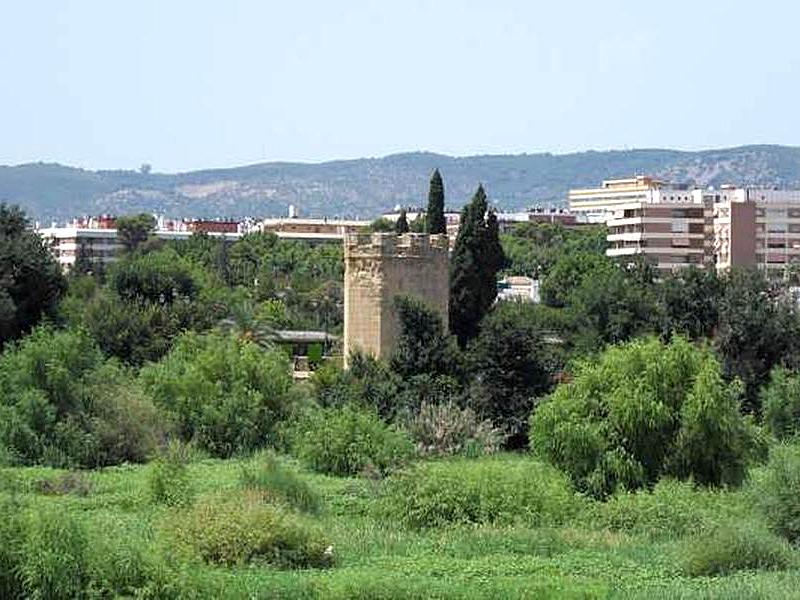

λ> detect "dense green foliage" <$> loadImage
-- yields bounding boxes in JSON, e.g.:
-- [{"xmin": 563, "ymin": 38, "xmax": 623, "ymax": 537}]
[
  {"xmin": 715, "ymin": 268, "xmax": 800, "ymax": 412},
  {"xmin": 0, "ymin": 327, "xmax": 161, "ymax": 467},
  {"xmin": 166, "ymin": 490, "xmax": 332, "ymax": 568},
  {"xmin": 754, "ymin": 444, "xmax": 800, "ymax": 543},
  {"xmin": 502, "ymin": 222, "xmax": 606, "ymax": 280},
  {"xmin": 0, "ymin": 204, "xmax": 66, "ymax": 348},
  {"xmin": 467, "ymin": 301, "xmax": 552, "ymax": 445},
  {"xmin": 390, "ymin": 295, "xmax": 460, "ymax": 379},
  {"xmin": 380, "ymin": 456, "xmax": 580, "ymax": 529},
  {"xmin": 681, "ymin": 522, "xmax": 796, "ymax": 576},
  {"xmin": 762, "ymin": 367, "xmax": 800, "ymax": 440},
  {"xmin": 140, "ymin": 332, "xmax": 293, "ymax": 457},
  {"xmin": 531, "ymin": 336, "xmax": 755, "ymax": 498},
  {"xmin": 288, "ymin": 404, "xmax": 414, "ymax": 476}
]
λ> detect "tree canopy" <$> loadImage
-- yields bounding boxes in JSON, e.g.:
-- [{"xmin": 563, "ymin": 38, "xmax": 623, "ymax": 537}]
[{"xmin": 0, "ymin": 204, "xmax": 66, "ymax": 348}]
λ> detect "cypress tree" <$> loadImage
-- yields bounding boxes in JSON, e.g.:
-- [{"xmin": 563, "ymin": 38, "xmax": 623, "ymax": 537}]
[
  {"xmin": 426, "ymin": 169, "xmax": 446, "ymax": 234},
  {"xmin": 480, "ymin": 209, "xmax": 506, "ymax": 312},
  {"xmin": 449, "ymin": 185, "xmax": 506, "ymax": 348},
  {"xmin": 395, "ymin": 208, "xmax": 410, "ymax": 234}
]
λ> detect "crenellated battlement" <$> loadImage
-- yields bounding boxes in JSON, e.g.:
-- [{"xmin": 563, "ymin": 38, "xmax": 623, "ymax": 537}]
[{"xmin": 344, "ymin": 232, "xmax": 449, "ymax": 259}]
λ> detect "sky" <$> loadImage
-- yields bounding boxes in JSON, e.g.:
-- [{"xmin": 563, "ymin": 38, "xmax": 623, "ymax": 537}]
[{"xmin": 1, "ymin": 0, "xmax": 799, "ymax": 172}]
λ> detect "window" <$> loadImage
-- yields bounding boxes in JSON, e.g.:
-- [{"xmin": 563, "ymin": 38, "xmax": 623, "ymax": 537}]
[{"xmin": 671, "ymin": 220, "xmax": 689, "ymax": 233}]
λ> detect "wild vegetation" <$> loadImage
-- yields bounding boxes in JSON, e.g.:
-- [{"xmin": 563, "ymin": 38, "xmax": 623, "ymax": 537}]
[{"xmin": 2, "ymin": 193, "xmax": 800, "ymax": 597}]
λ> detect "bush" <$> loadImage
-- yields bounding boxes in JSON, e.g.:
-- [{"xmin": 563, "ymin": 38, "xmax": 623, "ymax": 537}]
[
  {"xmin": 290, "ymin": 404, "xmax": 413, "ymax": 476},
  {"xmin": 20, "ymin": 507, "xmax": 90, "ymax": 599},
  {"xmin": 408, "ymin": 401, "xmax": 504, "ymax": 457},
  {"xmin": 0, "ymin": 327, "xmax": 166, "ymax": 469},
  {"xmin": 140, "ymin": 332, "xmax": 293, "ymax": 457},
  {"xmin": 531, "ymin": 336, "xmax": 755, "ymax": 498},
  {"xmin": 312, "ymin": 353, "xmax": 402, "ymax": 420},
  {"xmin": 379, "ymin": 456, "xmax": 582, "ymax": 529},
  {"xmin": 88, "ymin": 377, "xmax": 163, "ymax": 466},
  {"xmin": 681, "ymin": 522, "xmax": 796, "ymax": 576},
  {"xmin": 165, "ymin": 490, "xmax": 332, "ymax": 568},
  {"xmin": 148, "ymin": 441, "xmax": 194, "ymax": 507},
  {"xmin": 240, "ymin": 452, "xmax": 322, "ymax": 514},
  {"xmin": 762, "ymin": 367, "xmax": 800, "ymax": 441},
  {"xmin": 586, "ymin": 479, "xmax": 749, "ymax": 540},
  {"xmin": 754, "ymin": 444, "xmax": 800, "ymax": 543}
]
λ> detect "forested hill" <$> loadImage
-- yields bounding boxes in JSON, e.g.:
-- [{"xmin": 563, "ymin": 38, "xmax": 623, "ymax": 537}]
[{"xmin": 3, "ymin": 144, "xmax": 800, "ymax": 223}]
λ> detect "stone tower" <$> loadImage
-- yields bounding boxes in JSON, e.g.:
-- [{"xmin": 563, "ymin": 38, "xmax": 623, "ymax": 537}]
[{"xmin": 343, "ymin": 232, "xmax": 449, "ymax": 365}]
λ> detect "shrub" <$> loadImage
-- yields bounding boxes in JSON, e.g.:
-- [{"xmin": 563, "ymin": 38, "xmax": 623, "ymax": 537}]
[
  {"xmin": 20, "ymin": 507, "xmax": 90, "ymax": 599},
  {"xmin": 762, "ymin": 367, "xmax": 800, "ymax": 441},
  {"xmin": 681, "ymin": 522, "xmax": 796, "ymax": 576},
  {"xmin": 166, "ymin": 491, "xmax": 332, "ymax": 568},
  {"xmin": 0, "ymin": 327, "xmax": 163, "ymax": 468},
  {"xmin": 531, "ymin": 336, "xmax": 755, "ymax": 498},
  {"xmin": 753, "ymin": 443, "xmax": 800, "ymax": 543},
  {"xmin": 586, "ymin": 479, "xmax": 750, "ymax": 540},
  {"xmin": 312, "ymin": 353, "xmax": 402, "ymax": 420},
  {"xmin": 290, "ymin": 404, "xmax": 413, "ymax": 476},
  {"xmin": 240, "ymin": 452, "xmax": 322, "ymax": 514},
  {"xmin": 408, "ymin": 401, "xmax": 504, "ymax": 457},
  {"xmin": 88, "ymin": 378, "xmax": 163, "ymax": 466},
  {"xmin": 379, "ymin": 456, "xmax": 582, "ymax": 529},
  {"xmin": 148, "ymin": 441, "xmax": 194, "ymax": 507},
  {"xmin": 140, "ymin": 332, "xmax": 293, "ymax": 457}
]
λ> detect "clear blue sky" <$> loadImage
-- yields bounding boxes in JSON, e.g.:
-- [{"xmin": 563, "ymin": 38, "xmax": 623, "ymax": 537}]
[{"xmin": 1, "ymin": 0, "xmax": 798, "ymax": 172}]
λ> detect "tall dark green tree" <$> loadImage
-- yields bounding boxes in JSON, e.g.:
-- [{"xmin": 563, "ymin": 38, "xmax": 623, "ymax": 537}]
[
  {"xmin": 449, "ymin": 185, "xmax": 506, "ymax": 347},
  {"xmin": 426, "ymin": 169, "xmax": 446, "ymax": 234},
  {"xmin": 0, "ymin": 204, "xmax": 66, "ymax": 347},
  {"xmin": 395, "ymin": 209, "xmax": 410, "ymax": 234}
]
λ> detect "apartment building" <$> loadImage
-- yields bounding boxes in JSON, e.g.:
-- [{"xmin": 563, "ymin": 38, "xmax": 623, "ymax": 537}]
[
  {"xmin": 570, "ymin": 177, "xmax": 800, "ymax": 274},
  {"xmin": 569, "ymin": 176, "xmax": 681, "ymax": 221},
  {"xmin": 605, "ymin": 200, "xmax": 714, "ymax": 271},
  {"xmin": 570, "ymin": 176, "xmax": 713, "ymax": 272},
  {"xmin": 37, "ymin": 226, "xmax": 245, "ymax": 271},
  {"xmin": 714, "ymin": 189, "xmax": 800, "ymax": 273}
]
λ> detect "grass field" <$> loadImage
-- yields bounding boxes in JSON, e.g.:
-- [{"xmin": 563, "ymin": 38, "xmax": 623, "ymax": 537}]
[{"xmin": 2, "ymin": 453, "xmax": 799, "ymax": 599}]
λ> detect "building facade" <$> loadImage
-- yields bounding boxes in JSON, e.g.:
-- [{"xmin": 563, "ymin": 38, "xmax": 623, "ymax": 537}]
[
  {"xmin": 570, "ymin": 177, "xmax": 800, "ymax": 274},
  {"xmin": 343, "ymin": 232, "xmax": 449, "ymax": 364}
]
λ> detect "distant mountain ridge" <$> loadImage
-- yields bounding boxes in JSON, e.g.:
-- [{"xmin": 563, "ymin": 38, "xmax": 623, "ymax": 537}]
[{"xmin": 3, "ymin": 145, "xmax": 800, "ymax": 223}]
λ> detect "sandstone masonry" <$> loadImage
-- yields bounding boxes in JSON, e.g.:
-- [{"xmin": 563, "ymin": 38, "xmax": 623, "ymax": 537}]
[{"xmin": 343, "ymin": 233, "xmax": 449, "ymax": 365}]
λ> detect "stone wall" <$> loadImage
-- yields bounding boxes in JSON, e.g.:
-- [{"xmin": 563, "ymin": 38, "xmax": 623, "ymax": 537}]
[{"xmin": 343, "ymin": 233, "xmax": 449, "ymax": 365}]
